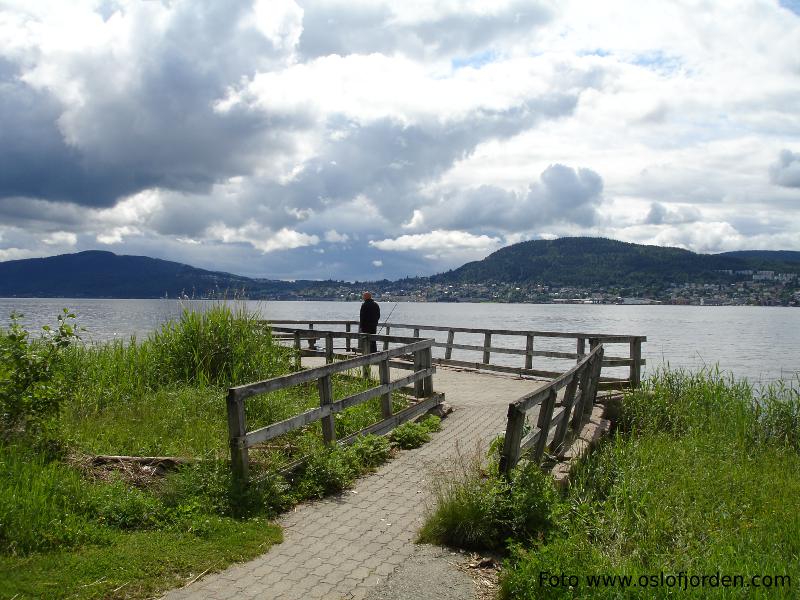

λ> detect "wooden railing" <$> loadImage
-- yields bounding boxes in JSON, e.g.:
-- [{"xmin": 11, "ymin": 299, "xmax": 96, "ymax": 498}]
[
  {"xmin": 226, "ymin": 331, "xmax": 440, "ymax": 483},
  {"xmin": 499, "ymin": 343, "xmax": 605, "ymax": 476},
  {"xmin": 265, "ymin": 320, "xmax": 645, "ymax": 389}
]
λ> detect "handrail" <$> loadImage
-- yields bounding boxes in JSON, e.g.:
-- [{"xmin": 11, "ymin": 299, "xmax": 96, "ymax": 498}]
[
  {"xmin": 227, "ymin": 330, "xmax": 439, "ymax": 483},
  {"xmin": 498, "ymin": 344, "xmax": 605, "ymax": 476},
  {"xmin": 265, "ymin": 320, "xmax": 645, "ymax": 388}
]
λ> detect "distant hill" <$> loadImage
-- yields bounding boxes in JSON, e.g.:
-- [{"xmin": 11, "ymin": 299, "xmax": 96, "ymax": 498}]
[
  {"xmin": 431, "ymin": 237, "xmax": 800, "ymax": 288},
  {"xmin": 0, "ymin": 250, "xmax": 302, "ymax": 298},
  {"xmin": 2, "ymin": 240, "xmax": 799, "ymax": 298}
]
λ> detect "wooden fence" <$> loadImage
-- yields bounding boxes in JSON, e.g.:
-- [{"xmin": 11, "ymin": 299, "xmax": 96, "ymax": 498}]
[
  {"xmin": 499, "ymin": 343, "xmax": 605, "ymax": 476},
  {"xmin": 226, "ymin": 331, "xmax": 440, "ymax": 483},
  {"xmin": 265, "ymin": 320, "xmax": 645, "ymax": 389}
]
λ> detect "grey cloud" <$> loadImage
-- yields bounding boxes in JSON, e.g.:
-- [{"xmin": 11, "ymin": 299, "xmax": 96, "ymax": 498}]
[
  {"xmin": 770, "ymin": 149, "xmax": 800, "ymax": 188},
  {"xmin": 253, "ymin": 95, "xmax": 578, "ymax": 226},
  {"xmin": 645, "ymin": 202, "xmax": 702, "ymax": 225},
  {"xmin": 423, "ymin": 164, "xmax": 604, "ymax": 233},
  {"xmin": 297, "ymin": 1, "xmax": 552, "ymax": 60},
  {"xmin": 0, "ymin": 3, "xmax": 306, "ymax": 208}
]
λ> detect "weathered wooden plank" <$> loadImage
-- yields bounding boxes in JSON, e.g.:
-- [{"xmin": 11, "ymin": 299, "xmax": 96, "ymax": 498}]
[
  {"xmin": 231, "ymin": 339, "xmax": 434, "ymax": 400},
  {"xmin": 226, "ymin": 389, "xmax": 249, "ymax": 483},
  {"xmin": 630, "ymin": 337, "xmax": 643, "ymax": 388},
  {"xmin": 431, "ymin": 357, "xmax": 566, "ymax": 380},
  {"xmin": 444, "ymin": 329, "xmax": 455, "ymax": 360},
  {"xmin": 266, "ymin": 320, "xmax": 646, "ymax": 344},
  {"xmin": 499, "ymin": 404, "xmax": 526, "ymax": 476},
  {"xmin": 318, "ymin": 375, "xmax": 335, "ymax": 444},
  {"xmin": 550, "ymin": 370, "xmax": 579, "ymax": 454},
  {"xmin": 422, "ymin": 346, "xmax": 433, "ymax": 397},
  {"xmin": 379, "ymin": 358, "xmax": 392, "ymax": 419},
  {"xmin": 483, "ymin": 332, "xmax": 492, "ymax": 364},
  {"xmin": 413, "ymin": 349, "xmax": 424, "ymax": 397},
  {"xmin": 244, "ymin": 368, "xmax": 437, "ymax": 447},
  {"xmin": 338, "ymin": 393, "xmax": 444, "ymax": 441},
  {"xmin": 325, "ymin": 333, "xmax": 334, "ymax": 364},
  {"xmin": 532, "ymin": 388, "xmax": 557, "ymax": 463},
  {"xmin": 345, "ymin": 322, "xmax": 352, "ymax": 351},
  {"xmin": 525, "ymin": 334, "xmax": 534, "ymax": 370}
]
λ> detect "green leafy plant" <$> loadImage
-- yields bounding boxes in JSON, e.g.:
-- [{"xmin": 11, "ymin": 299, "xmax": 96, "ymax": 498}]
[
  {"xmin": 389, "ymin": 414, "xmax": 441, "ymax": 449},
  {"xmin": 0, "ymin": 310, "xmax": 80, "ymax": 442}
]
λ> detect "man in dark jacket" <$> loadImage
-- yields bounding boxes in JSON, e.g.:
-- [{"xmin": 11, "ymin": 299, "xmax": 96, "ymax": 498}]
[{"xmin": 359, "ymin": 292, "xmax": 380, "ymax": 353}]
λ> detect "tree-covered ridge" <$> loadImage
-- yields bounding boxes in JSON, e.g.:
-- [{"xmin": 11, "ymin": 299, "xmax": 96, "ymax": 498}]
[{"xmin": 431, "ymin": 237, "xmax": 800, "ymax": 288}]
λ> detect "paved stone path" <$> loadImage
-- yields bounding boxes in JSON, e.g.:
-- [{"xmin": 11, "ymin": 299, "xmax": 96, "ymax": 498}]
[{"xmin": 162, "ymin": 364, "xmax": 544, "ymax": 600}]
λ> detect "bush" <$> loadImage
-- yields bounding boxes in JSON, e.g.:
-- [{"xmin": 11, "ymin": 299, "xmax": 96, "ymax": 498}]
[
  {"xmin": 293, "ymin": 445, "xmax": 358, "ymax": 499},
  {"xmin": 419, "ymin": 445, "xmax": 557, "ymax": 551},
  {"xmin": 390, "ymin": 414, "xmax": 441, "ymax": 449},
  {"xmin": 0, "ymin": 310, "xmax": 80, "ymax": 441}
]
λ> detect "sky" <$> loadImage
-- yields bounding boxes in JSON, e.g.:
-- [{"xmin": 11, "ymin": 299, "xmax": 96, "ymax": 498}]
[{"xmin": 1, "ymin": 0, "xmax": 799, "ymax": 281}]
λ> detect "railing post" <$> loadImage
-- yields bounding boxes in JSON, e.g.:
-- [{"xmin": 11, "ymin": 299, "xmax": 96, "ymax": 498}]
[
  {"xmin": 525, "ymin": 334, "xmax": 534, "ymax": 370},
  {"xmin": 383, "ymin": 326, "xmax": 390, "ymax": 351},
  {"xmin": 630, "ymin": 337, "xmax": 642, "ymax": 388},
  {"xmin": 360, "ymin": 336, "xmax": 371, "ymax": 379},
  {"xmin": 413, "ymin": 327, "xmax": 420, "ymax": 338},
  {"xmin": 226, "ymin": 389, "xmax": 249, "ymax": 484},
  {"xmin": 318, "ymin": 374, "xmax": 336, "ymax": 444},
  {"xmin": 422, "ymin": 345, "xmax": 433, "ymax": 397},
  {"xmin": 583, "ymin": 348, "xmax": 603, "ymax": 419},
  {"xmin": 325, "ymin": 333, "xmax": 334, "ymax": 364},
  {"xmin": 444, "ymin": 329, "xmax": 455, "ymax": 360},
  {"xmin": 345, "ymin": 323, "xmax": 352, "ymax": 352},
  {"xmin": 293, "ymin": 331, "xmax": 301, "ymax": 370},
  {"xmin": 413, "ymin": 349, "xmax": 424, "ymax": 398},
  {"xmin": 532, "ymin": 388, "xmax": 557, "ymax": 464},
  {"xmin": 572, "ymin": 360, "xmax": 593, "ymax": 431},
  {"xmin": 551, "ymin": 374, "xmax": 579, "ymax": 456},
  {"xmin": 308, "ymin": 323, "xmax": 316, "ymax": 349},
  {"xmin": 483, "ymin": 332, "xmax": 491, "ymax": 365},
  {"xmin": 499, "ymin": 404, "xmax": 526, "ymax": 477},
  {"xmin": 576, "ymin": 337, "xmax": 586, "ymax": 362},
  {"xmin": 379, "ymin": 357, "xmax": 392, "ymax": 419}
]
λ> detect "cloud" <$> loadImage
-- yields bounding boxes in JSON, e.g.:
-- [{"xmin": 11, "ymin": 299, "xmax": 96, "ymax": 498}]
[
  {"xmin": 0, "ymin": 2, "xmax": 306, "ymax": 207},
  {"xmin": 770, "ymin": 150, "xmax": 800, "ymax": 188},
  {"xmin": 370, "ymin": 230, "xmax": 501, "ymax": 253},
  {"xmin": 206, "ymin": 222, "xmax": 320, "ymax": 253},
  {"xmin": 421, "ymin": 164, "xmax": 604, "ymax": 233},
  {"xmin": 42, "ymin": 231, "xmax": 77, "ymax": 246},
  {"xmin": 295, "ymin": 0, "xmax": 552, "ymax": 60},
  {"xmin": 324, "ymin": 229, "xmax": 349, "ymax": 243},
  {"xmin": 371, "ymin": 260, "xmax": 383, "ymax": 267},
  {"xmin": 644, "ymin": 202, "xmax": 702, "ymax": 225}
]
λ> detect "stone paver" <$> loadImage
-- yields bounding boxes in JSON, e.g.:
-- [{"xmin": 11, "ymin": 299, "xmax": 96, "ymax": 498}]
[{"xmin": 162, "ymin": 363, "xmax": 543, "ymax": 600}]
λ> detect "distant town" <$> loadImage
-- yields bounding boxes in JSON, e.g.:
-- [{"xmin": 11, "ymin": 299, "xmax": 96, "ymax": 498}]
[{"xmin": 279, "ymin": 269, "xmax": 800, "ymax": 307}]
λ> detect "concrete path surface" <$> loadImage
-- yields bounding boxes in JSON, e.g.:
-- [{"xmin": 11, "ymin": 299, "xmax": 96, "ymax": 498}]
[{"xmin": 162, "ymin": 364, "xmax": 544, "ymax": 600}]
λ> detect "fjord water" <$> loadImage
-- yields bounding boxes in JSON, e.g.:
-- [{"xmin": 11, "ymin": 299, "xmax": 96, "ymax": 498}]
[{"xmin": 1, "ymin": 298, "xmax": 798, "ymax": 385}]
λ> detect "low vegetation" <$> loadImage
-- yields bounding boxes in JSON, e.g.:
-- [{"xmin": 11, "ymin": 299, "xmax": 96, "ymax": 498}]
[
  {"xmin": 422, "ymin": 369, "xmax": 800, "ymax": 599},
  {"xmin": 0, "ymin": 305, "xmax": 429, "ymax": 599}
]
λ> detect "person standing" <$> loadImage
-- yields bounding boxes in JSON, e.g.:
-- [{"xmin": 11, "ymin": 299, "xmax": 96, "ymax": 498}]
[{"xmin": 359, "ymin": 291, "xmax": 380, "ymax": 353}]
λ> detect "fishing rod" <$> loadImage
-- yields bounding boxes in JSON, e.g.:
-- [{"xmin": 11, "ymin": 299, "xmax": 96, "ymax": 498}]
[{"xmin": 377, "ymin": 302, "xmax": 398, "ymax": 334}]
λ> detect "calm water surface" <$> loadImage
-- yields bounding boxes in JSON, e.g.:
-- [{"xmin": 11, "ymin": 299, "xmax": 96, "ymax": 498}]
[{"xmin": 1, "ymin": 299, "xmax": 798, "ymax": 385}]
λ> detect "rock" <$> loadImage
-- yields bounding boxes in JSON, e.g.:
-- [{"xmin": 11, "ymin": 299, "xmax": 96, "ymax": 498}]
[{"xmin": 427, "ymin": 402, "xmax": 454, "ymax": 418}]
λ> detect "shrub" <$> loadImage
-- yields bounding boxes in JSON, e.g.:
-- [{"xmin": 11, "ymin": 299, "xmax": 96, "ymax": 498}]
[
  {"xmin": 419, "ymin": 445, "xmax": 556, "ymax": 551},
  {"xmin": 390, "ymin": 414, "xmax": 441, "ymax": 449},
  {"xmin": 0, "ymin": 310, "xmax": 80, "ymax": 441},
  {"xmin": 347, "ymin": 434, "xmax": 392, "ymax": 470},
  {"xmin": 293, "ymin": 445, "xmax": 358, "ymax": 499}
]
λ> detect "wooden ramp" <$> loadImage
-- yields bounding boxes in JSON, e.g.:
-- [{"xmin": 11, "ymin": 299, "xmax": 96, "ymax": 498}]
[{"xmin": 162, "ymin": 363, "xmax": 545, "ymax": 600}]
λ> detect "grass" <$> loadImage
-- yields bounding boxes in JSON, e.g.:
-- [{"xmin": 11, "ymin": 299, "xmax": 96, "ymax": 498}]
[
  {"xmin": 420, "ymin": 368, "xmax": 800, "ymax": 599},
  {"xmin": 0, "ymin": 305, "xmax": 426, "ymax": 599}
]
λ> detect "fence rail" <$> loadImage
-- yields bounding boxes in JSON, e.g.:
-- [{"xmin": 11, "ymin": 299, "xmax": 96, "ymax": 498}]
[
  {"xmin": 227, "ymin": 331, "xmax": 439, "ymax": 483},
  {"xmin": 265, "ymin": 320, "xmax": 645, "ymax": 389},
  {"xmin": 498, "ymin": 343, "xmax": 605, "ymax": 476}
]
